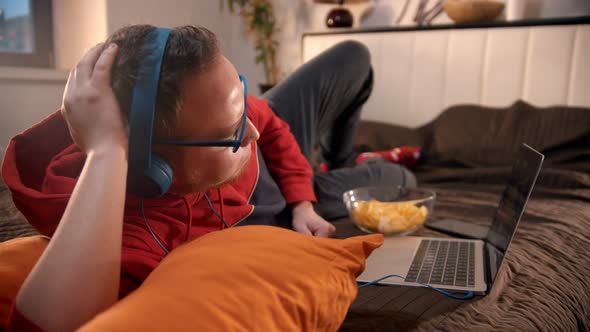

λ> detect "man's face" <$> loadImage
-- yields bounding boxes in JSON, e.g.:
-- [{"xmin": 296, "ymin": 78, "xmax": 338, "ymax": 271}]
[{"xmin": 154, "ymin": 55, "xmax": 260, "ymax": 194}]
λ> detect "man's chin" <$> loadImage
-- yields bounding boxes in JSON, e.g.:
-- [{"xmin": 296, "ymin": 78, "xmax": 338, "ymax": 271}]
[
  {"xmin": 209, "ymin": 157, "xmax": 250, "ymax": 189},
  {"xmin": 169, "ymin": 156, "xmax": 250, "ymax": 195}
]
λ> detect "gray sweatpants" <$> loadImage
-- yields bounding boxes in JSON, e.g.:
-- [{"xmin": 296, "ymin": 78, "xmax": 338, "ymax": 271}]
[{"xmin": 264, "ymin": 41, "xmax": 416, "ymax": 221}]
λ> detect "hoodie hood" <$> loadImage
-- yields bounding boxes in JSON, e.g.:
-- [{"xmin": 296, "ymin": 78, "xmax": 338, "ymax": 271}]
[{"xmin": 2, "ymin": 111, "xmax": 78, "ymax": 236}]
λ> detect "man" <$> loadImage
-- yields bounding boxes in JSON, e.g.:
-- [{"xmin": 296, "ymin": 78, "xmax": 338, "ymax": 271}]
[{"xmin": 2, "ymin": 25, "xmax": 414, "ymax": 331}]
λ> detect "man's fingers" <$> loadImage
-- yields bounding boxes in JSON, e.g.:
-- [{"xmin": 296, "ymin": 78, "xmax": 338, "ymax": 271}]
[
  {"xmin": 61, "ymin": 69, "xmax": 75, "ymax": 109},
  {"xmin": 294, "ymin": 224, "xmax": 313, "ymax": 236},
  {"xmin": 92, "ymin": 43, "xmax": 118, "ymax": 85},
  {"xmin": 314, "ymin": 224, "xmax": 336, "ymax": 238},
  {"xmin": 75, "ymin": 43, "xmax": 105, "ymax": 79}
]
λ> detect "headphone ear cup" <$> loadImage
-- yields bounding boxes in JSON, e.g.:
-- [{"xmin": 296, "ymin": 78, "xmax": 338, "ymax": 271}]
[
  {"xmin": 128, "ymin": 154, "xmax": 173, "ymax": 198},
  {"xmin": 141, "ymin": 154, "xmax": 174, "ymax": 197},
  {"xmin": 127, "ymin": 154, "xmax": 174, "ymax": 198}
]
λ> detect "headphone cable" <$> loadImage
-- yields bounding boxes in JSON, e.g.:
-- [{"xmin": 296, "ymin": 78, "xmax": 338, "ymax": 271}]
[
  {"xmin": 141, "ymin": 193, "xmax": 230, "ymax": 256},
  {"xmin": 140, "ymin": 199, "xmax": 170, "ymax": 255},
  {"xmin": 358, "ymin": 274, "xmax": 474, "ymax": 300},
  {"xmin": 204, "ymin": 192, "xmax": 230, "ymax": 228}
]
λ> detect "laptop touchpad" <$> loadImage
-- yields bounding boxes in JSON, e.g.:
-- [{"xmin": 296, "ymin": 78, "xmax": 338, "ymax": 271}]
[{"xmin": 357, "ymin": 237, "xmax": 422, "ymax": 282}]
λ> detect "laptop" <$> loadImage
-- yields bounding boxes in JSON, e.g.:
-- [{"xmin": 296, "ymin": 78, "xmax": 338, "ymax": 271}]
[{"xmin": 357, "ymin": 144, "xmax": 544, "ymax": 295}]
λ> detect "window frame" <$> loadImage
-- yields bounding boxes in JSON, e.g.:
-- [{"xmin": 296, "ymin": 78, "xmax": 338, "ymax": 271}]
[{"xmin": 0, "ymin": 0, "xmax": 54, "ymax": 67}]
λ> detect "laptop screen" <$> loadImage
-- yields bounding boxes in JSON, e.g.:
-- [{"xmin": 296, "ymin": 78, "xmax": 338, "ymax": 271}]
[{"xmin": 485, "ymin": 144, "xmax": 544, "ymax": 283}]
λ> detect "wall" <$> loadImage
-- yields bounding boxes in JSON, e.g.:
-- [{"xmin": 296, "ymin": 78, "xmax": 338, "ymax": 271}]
[
  {"xmin": 104, "ymin": 0, "xmax": 266, "ymax": 96},
  {"xmin": 52, "ymin": 0, "xmax": 108, "ymax": 70},
  {"xmin": 50, "ymin": 0, "xmax": 266, "ymax": 87},
  {"xmin": 0, "ymin": 67, "xmax": 68, "ymax": 159}
]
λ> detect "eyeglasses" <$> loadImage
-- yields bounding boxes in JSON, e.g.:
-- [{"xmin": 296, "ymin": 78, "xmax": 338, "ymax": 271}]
[{"xmin": 152, "ymin": 74, "xmax": 248, "ymax": 153}]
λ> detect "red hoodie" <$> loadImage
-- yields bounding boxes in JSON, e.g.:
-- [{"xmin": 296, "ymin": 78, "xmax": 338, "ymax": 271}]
[{"xmin": 2, "ymin": 95, "xmax": 316, "ymax": 330}]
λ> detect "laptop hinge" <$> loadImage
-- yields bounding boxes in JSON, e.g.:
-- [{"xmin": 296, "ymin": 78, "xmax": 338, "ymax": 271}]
[{"xmin": 483, "ymin": 243, "xmax": 492, "ymax": 293}]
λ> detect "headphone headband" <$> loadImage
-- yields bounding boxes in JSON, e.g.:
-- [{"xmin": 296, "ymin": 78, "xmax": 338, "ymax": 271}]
[{"xmin": 127, "ymin": 27, "xmax": 173, "ymax": 197}]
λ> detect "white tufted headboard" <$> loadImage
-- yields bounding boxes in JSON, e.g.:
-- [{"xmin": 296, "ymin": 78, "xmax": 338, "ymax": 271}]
[{"xmin": 302, "ymin": 17, "xmax": 590, "ymax": 127}]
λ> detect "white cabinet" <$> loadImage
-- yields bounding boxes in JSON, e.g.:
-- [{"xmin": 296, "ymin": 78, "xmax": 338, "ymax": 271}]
[{"xmin": 302, "ymin": 21, "xmax": 590, "ymax": 127}]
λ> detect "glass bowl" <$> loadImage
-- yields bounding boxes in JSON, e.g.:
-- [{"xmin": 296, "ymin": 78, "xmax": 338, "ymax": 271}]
[{"xmin": 342, "ymin": 186, "xmax": 436, "ymax": 236}]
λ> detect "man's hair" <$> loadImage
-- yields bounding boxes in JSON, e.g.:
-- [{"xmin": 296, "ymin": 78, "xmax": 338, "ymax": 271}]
[{"xmin": 106, "ymin": 25, "xmax": 220, "ymax": 136}]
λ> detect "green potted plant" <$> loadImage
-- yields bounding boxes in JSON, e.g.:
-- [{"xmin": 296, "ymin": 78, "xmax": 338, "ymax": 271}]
[{"xmin": 222, "ymin": 0, "xmax": 280, "ymax": 94}]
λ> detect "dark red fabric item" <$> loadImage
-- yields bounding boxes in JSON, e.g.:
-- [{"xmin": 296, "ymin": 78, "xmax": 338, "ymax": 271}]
[{"xmin": 355, "ymin": 146, "xmax": 422, "ymax": 169}]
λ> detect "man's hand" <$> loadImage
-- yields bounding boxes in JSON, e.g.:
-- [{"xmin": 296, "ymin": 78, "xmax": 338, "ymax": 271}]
[
  {"xmin": 292, "ymin": 201, "xmax": 336, "ymax": 238},
  {"xmin": 61, "ymin": 42, "xmax": 127, "ymax": 155}
]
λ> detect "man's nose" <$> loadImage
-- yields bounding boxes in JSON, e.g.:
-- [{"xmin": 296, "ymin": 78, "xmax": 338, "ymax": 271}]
[{"xmin": 241, "ymin": 118, "xmax": 259, "ymax": 147}]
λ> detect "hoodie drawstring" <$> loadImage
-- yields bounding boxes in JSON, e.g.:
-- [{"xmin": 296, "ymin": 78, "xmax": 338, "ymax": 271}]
[
  {"xmin": 183, "ymin": 196, "xmax": 193, "ymax": 242},
  {"xmin": 204, "ymin": 191, "xmax": 229, "ymax": 229},
  {"xmin": 218, "ymin": 188, "xmax": 225, "ymax": 229},
  {"xmin": 144, "ymin": 192, "xmax": 226, "ymax": 255},
  {"xmin": 141, "ymin": 200, "xmax": 170, "ymax": 255}
]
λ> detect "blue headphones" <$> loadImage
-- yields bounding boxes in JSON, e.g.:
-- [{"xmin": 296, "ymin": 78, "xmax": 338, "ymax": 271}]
[{"xmin": 127, "ymin": 28, "xmax": 174, "ymax": 198}]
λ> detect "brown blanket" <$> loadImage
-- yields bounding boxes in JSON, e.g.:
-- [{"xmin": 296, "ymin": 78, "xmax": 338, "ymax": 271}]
[
  {"xmin": 0, "ymin": 180, "xmax": 38, "ymax": 242},
  {"xmin": 338, "ymin": 177, "xmax": 590, "ymax": 331},
  {"xmin": 341, "ymin": 101, "xmax": 590, "ymax": 331}
]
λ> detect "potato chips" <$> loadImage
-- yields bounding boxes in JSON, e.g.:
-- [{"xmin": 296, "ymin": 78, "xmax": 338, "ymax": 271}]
[{"xmin": 352, "ymin": 200, "xmax": 428, "ymax": 234}]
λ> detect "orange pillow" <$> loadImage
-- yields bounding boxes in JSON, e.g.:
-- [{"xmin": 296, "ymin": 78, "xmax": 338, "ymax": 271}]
[
  {"xmin": 79, "ymin": 226, "xmax": 383, "ymax": 332},
  {"xmin": 0, "ymin": 236, "xmax": 49, "ymax": 326}
]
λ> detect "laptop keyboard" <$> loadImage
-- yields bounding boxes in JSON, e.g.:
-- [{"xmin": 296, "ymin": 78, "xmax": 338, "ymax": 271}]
[{"xmin": 405, "ymin": 240, "xmax": 475, "ymax": 288}]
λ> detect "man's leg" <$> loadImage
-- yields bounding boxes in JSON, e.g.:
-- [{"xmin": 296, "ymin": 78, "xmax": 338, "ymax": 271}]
[
  {"xmin": 314, "ymin": 160, "xmax": 417, "ymax": 220},
  {"xmin": 264, "ymin": 41, "xmax": 416, "ymax": 221},
  {"xmin": 264, "ymin": 40, "xmax": 373, "ymax": 169}
]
